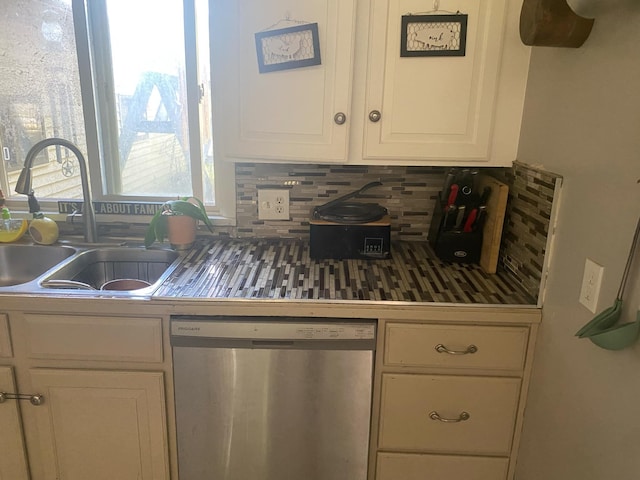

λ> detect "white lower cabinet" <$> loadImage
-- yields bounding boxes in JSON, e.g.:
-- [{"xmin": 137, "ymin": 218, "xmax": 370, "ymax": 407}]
[
  {"xmin": 0, "ymin": 311, "xmax": 171, "ymax": 480},
  {"xmin": 0, "ymin": 367, "xmax": 30, "ymax": 480},
  {"xmin": 25, "ymin": 369, "xmax": 169, "ymax": 480},
  {"xmin": 2, "ymin": 304, "xmax": 539, "ymax": 480},
  {"xmin": 372, "ymin": 318, "xmax": 537, "ymax": 480}
]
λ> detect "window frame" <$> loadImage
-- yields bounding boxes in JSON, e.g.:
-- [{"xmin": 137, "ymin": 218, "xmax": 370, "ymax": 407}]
[{"xmin": 72, "ymin": 0, "xmax": 235, "ymax": 224}]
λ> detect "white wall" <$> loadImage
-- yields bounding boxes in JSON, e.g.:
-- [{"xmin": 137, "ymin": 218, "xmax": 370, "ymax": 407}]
[{"xmin": 515, "ymin": 2, "xmax": 640, "ymax": 480}]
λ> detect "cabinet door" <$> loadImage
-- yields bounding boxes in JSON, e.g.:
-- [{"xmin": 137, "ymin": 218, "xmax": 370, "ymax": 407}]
[
  {"xmin": 364, "ymin": 0, "xmax": 522, "ymax": 164},
  {"xmin": 0, "ymin": 367, "xmax": 30, "ymax": 480},
  {"xmin": 212, "ymin": 0, "xmax": 356, "ymax": 162},
  {"xmin": 24, "ymin": 369, "xmax": 169, "ymax": 480}
]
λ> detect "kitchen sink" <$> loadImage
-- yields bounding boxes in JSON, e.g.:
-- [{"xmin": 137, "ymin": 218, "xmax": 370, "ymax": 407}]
[
  {"xmin": 0, "ymin": 244, "xmax": 76, "ymax": 287},
  {"xmin": 40, "ymin": 247, "xmax": 180, "ymax": 292}
]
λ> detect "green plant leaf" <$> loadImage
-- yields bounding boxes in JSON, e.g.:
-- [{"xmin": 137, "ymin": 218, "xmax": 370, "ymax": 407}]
[
  {"xmin": 144, "ymin": 209, "xmax": 166, "ymax": 248},
  {"xmin": 186, "ymin": 196, "xmax": 214, "ymax": 231},
  {"xmin": 143, "ymin": 226, "xmax": 156, "ymax": 248},
  {"xmin": 154, "ymin": 216, "xmax": 168, "ymax": 243}
]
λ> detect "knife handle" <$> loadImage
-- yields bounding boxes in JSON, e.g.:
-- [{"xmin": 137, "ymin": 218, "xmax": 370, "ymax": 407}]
[
  {"xmin": 444, "ymin": 205, "xmax": 457, "ymax": 230},
  {"xmin": 479, "ymin": 186, "xmax": 492, "ymax": 205},
  {"xmin": 463, "ymin": 208, "xmax": 478, "ymax": 233},
  {"xmin": 475, "ymin": 205, "xmax": 487, "ymax": 230},
  {"xmin": 441, "ymin": 170, "xmax": 457, "ymax": 202},
  {"xmin": 455, "ymin": 205, "xmax": 466, "ymax": 230},
  {"xmin": 446, "ymin": 184, "xmax": 459, "ymax": 209}
]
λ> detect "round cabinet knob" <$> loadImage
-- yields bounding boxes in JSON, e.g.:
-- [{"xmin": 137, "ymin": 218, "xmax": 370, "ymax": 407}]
[
  {"xmin": 334, "ymin": 112, "xmax": 347, "ymax": 125},
  {"xmin": 30, "ymin": 394, "xmax": 45, "ymax": 406},
  {"xmin": 368, "ymin": 110, "xmax": 381, "ymax": 123}
]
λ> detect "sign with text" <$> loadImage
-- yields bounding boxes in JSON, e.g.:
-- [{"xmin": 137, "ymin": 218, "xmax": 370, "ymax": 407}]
[
  {"xmin": 58, "ymin": 201, "xmax": 163, "ymax": 216},
  {"xmin": 401, "ymin": 14, "xmax": 468, "ymax": 57}
]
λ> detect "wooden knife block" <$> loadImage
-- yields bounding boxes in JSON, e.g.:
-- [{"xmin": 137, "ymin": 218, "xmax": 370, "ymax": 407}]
[
  {"xmin": 428, "ymin": 174, "xmax": 509, "ymax": 272},
  {"xmin": 477, "ymin": 174, "xmax": 509, "ymax": 274}
]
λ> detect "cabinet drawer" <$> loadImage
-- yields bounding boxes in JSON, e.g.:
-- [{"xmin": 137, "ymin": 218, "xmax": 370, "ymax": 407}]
[
  {"xmin": 385, "ymin": 323, "xmax": 528, "ymax": 371},
  {"xmin": 0, "ymin": 314, "xmax": 12, "ymax": 358},
  {"xmin": 377, "ymin": 452, "xmax": 509, "ymax": 480},
  {"xmin": 379, "ymin": 374, "xmax": 520, "ymax": 455},
  {"xmin": 23, "ymin": 314, "xmax": 163, "ymax": 363}
]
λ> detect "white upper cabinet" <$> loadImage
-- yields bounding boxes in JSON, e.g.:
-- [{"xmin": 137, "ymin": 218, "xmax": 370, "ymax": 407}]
[
  {"xmin": 212, "ymin": 0, "xmax": 530, "ymax": 166},
  {"xmin": 361, "ymin": 0, "xmax": 529, "ymax": 165},
  {"xmin": 211, "ymin": 0, "xmax": 356, "ymax": 162}
]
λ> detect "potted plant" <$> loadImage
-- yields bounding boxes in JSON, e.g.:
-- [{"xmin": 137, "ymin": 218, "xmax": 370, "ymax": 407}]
[{"xmin": 144, "ymin": 197, "xmax": 213, "ymax": 250}]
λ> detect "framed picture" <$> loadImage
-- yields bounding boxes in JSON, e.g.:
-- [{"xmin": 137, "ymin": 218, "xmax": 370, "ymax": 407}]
[
  {"xmin": 255, "ymin": 22, "xmax": 321, "ymax": 73},
  {"xmin": 400, "ymin": 14, "xmax": 468, "ymax": 57}
]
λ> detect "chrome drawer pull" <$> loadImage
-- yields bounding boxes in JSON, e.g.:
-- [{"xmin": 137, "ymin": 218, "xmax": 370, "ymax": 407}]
[
  {"xmin": 0, "ymin": 392, "xmax": 45, "ymax": 406},
  {"xmin": 435, "ymin": 343, "xmax": 478, "ymax": 355},
  {"xmin": 429, "ymin": 411, "xmax": 470, "ymax": 423}
]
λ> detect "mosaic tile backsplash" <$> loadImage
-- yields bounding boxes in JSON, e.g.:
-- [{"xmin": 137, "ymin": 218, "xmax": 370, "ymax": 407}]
[
  {"xmin": 490, "ymin": 162, "xmax": 563, "ymax": 300},
  {"xmin": 223, "ymin": 161, "xmax": 562, "ymax": 302},
  {"xmin": 232, "ymin": 163, "xmax": 447, "ymax": 241}
]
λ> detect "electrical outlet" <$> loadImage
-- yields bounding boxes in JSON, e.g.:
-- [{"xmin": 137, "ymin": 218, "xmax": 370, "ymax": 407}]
[
  {"xmin": 579, "ymin": 258, "xmax": 604, "ymax": 313},
  {"xmin": 258, "ymin": 189, "xmax": 289, "ymax": 220}
]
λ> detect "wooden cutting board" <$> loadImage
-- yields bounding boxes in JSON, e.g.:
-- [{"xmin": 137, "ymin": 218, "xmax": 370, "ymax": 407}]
[{"xmin": 477, "ymin": 174, "xmax": 509, "ymax": 274}]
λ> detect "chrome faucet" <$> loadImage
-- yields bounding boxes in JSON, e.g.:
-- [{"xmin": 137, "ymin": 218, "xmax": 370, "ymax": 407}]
[{"xmin": 15, "ymin": 138, "xmax": 98, "ymax": 243}]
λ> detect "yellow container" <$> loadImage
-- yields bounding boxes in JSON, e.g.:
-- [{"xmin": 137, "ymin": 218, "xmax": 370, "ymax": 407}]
[
  {"xmin": 0, "ymin": 219, "xmax": 28, "ymax": 243},
  {"xmin": 28, "ymin": 216, "xmax": 59, "ymax": 245}
]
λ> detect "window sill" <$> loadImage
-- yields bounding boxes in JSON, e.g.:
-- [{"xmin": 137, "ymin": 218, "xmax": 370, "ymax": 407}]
[{"xmin": 3, "ymin": 211, "xmax": 236, "ymax": 227}]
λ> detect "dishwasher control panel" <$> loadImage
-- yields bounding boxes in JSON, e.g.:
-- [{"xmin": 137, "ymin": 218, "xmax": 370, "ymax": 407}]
[{"xmin": 171, "ymin": 317, "xmax": 376, "ymax": 341}]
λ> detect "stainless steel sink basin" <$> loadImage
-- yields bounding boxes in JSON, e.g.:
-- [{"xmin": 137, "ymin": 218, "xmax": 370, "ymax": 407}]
[
  {"xmin": 0, "ymin": 245, "xmax": 76, "ymax": 287},
  {"xmin": 40, "ymin": 247, "xmax": 180, "ymax": 292}
]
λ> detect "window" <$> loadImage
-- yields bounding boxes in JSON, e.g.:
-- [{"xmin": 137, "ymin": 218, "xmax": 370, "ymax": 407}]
[{"xmin": 0, "ymin": 0, "xmax": 234, "ymax": 222}]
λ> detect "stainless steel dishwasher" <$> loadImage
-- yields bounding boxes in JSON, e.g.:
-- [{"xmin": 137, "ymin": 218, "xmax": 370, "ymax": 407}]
[{"xmin": 171, "ymin": 316, "xmax": 376, "ymax": 480}]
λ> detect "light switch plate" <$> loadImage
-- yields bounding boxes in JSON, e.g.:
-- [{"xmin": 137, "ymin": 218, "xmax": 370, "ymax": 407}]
[
  {"xmin": 258, "ymin": 189, "xmax": 289, "ymax": 220},
  {"xmin": 579, "ymin": 258, "xmax": 604, "ymax": 313}
]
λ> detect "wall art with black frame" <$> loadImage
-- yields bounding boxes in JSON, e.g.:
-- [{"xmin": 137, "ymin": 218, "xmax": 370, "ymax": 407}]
[
  {"xmin": 255, "ymin": 22, "xmax": 321, "ymax": 73},
  {"xmin": 401, "ymin": 14, "xmax": 468, "ymax": 57}
]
